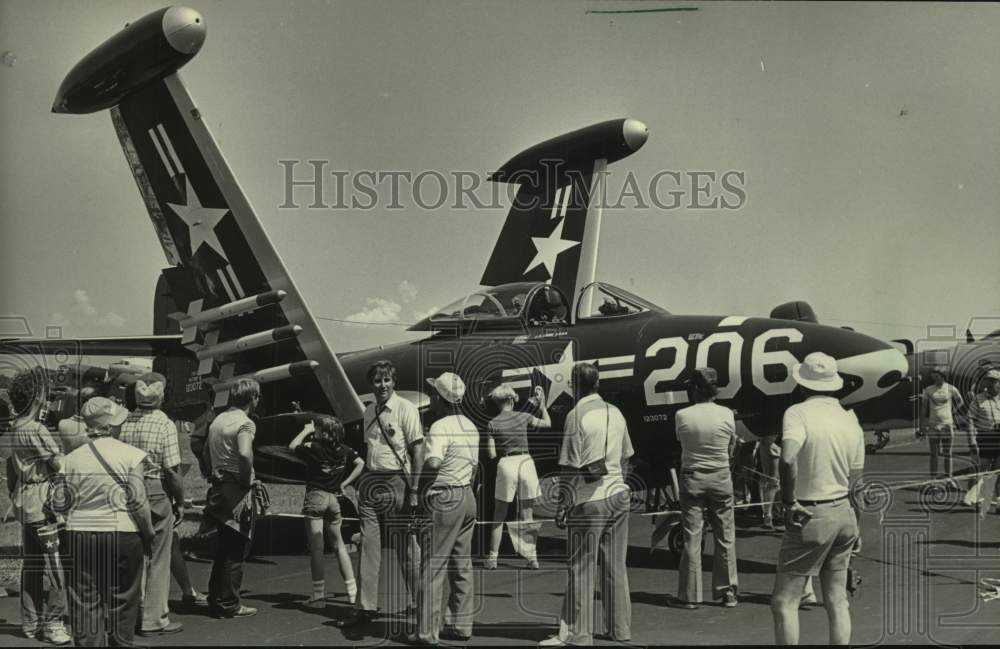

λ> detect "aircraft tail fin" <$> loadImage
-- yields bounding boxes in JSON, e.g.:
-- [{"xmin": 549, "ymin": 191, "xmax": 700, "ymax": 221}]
[
  {"xmin": 104, "ymin": 76, "xmax": 363, "ymax": 418},
  {"xmin": 481, "ymin": 119, "xmax": 647, "ymax": 314},
  {"xmin": 53, "ymin": 13, "xmax": 363, "ymax": 422}
]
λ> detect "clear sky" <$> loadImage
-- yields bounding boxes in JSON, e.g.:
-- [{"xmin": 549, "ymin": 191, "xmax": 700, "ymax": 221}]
[{"xmin": 1, "ymin": 1, "xmax": 998, "ymax": 358}]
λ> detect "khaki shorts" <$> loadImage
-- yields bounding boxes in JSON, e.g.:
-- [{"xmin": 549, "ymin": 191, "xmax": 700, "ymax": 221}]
[
  {"xmin": 777, "ymin": 498, "xmax": 858, "ymax": 576},
  {"xmin": 926, "ymin": 422, "xmax": 955, "ymax": 439}
]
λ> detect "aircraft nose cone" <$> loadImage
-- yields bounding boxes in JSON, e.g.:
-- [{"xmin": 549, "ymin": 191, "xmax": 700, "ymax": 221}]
[
  {"xmin": 622, "ymin": 119, "xmax": 649, "ymax": 152},
  {"xmin": 162, "ymin": 6, "xmax": 206, "ymax": 55},
  {"xmin": 837, "ymin": 346, "xmax": 909, "ymax": 407}
]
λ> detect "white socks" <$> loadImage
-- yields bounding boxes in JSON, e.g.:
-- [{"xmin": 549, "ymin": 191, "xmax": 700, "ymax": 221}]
[
  {"xmin": 345, "ymin": 579, "xmax": 357, "ymax": 604},
  {"xmin": 312, "ymin": 580, "xmax": 325, "ymax": 601}
]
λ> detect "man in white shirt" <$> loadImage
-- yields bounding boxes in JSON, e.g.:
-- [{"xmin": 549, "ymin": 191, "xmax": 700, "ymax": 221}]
[
  {"xmin": 410, "ymin": 372, "xmax": 480, "ymax": 644},
  {"xmin": 337, "ymin": 360, "xmax": 424, "ymax": 628},
  {"xmin": 540, "ymin": 363, "xmax": 633, "ymax": 647},
  {"xmin": 770, "ymin": 352, "xmax": 865, "ymax": 645},
  {"xmin": 672, "ymin": 367, "xmax": 739, "ymax": 609}
]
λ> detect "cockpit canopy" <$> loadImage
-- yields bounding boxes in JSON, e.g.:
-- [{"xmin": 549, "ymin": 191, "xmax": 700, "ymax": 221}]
[
  {"xmin": 407, "ymin": 281, "xmax": 666, "ymax": 332},
  {"xmin": 408, "ymin": 282, "xmax": 570, "ymax": 331}
]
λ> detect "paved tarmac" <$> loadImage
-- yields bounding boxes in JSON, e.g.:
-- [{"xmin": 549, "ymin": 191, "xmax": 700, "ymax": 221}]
[{"xmin": 2, "ymin": 437, "xmax": 999, "ymax": 646}]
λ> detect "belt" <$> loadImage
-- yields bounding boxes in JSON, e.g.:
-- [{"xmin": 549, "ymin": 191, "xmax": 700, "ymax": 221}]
[
  {"xmin": 798, "ymin": 495, "xmax": 848, "ymax": 507},
  {"xmin": 682, "ymin": 466, "xmax": 729, "ymax": 474},
  {"xmin": 429, "ymin": 484, "xmax": 471, "ymax": 492},
  {"xmin": 504, "ymin": 451, "xmax": 528, "ymax": 457}
]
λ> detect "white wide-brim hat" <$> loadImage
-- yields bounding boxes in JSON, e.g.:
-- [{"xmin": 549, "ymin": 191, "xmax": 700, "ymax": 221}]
[{"xmin": 791, "ymin": 351, "xmax": 844, "ymax": 392}]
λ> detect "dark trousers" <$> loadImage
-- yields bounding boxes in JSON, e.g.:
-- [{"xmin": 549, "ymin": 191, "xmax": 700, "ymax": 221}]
[
  {"xmin": 61, "ymin": 531, "xmax": 143, "ymax": 647},
  {"xmin": 20, "ymin": 520, "xmax": 67, "ymax": 631},
  {"xmin": 208, "ymin": 522, "xmax": 249, "ymax": 616}
]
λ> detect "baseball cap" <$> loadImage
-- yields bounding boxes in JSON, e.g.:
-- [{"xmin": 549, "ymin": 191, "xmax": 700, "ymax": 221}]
[
  {"xmin": 425, "ymin": 372, "xmax": 466, "ymax": 404},
  {"xmin": 791, "ymin": 352, "xmax": 844, "ymax": 392},
  {"xmin": 135, "ymin": 371, "xmax": 166, "ymax": 408},
  {"xmin": 81, "ymin": 396, "xmax": 128, "ymax": 430}
]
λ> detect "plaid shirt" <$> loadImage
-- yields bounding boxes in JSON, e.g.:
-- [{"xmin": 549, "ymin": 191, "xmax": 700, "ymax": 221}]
[{"xmin": 119, "ymin": 408, "xmax": 181, "ymax": 481}]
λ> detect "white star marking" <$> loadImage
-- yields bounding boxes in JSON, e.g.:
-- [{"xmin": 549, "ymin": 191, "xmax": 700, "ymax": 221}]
[
  {"xmin": 45, "ymin": 540, "xmax": 55, "ymax": 550},
  {"xmin": 535, "ymin": 342, "xmax": 576, "ymax": 407},
  {"xmin": 525, "ymin": 218, "xmax": 579, "ymax": 278},
  {"xmin": 167, "ymin": 179, "xmax": 231, "ymax": 262}
]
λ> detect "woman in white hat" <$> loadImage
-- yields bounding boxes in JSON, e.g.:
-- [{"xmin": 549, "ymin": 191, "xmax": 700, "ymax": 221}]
[{"xmin": 49, "ymin": 396, "xmax": 155, "ymax": 646}]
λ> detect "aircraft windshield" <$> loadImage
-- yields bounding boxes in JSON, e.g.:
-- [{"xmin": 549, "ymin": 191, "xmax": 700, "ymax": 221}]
[
  {"xmin": 576, "ymin": 282, "xmax": 668, "ymax": 319},
  {"xmin": 430, "ymin": 283, "xmax": 535, "ymax": 320}
]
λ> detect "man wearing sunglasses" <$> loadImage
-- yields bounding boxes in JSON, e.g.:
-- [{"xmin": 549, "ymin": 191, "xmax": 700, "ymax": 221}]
[{"xmin": 336, "ymin": 360, "xmax": 424, "ymax": 628}]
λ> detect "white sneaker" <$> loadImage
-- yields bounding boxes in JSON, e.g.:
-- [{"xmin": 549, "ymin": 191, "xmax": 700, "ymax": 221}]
[
  {"xmin": 43, "ymin": 624, "xmax": 71, "ymax": 646},
  {"xmin": 538, "ymin": 636, "xmax": 567, "ymax": 647}
]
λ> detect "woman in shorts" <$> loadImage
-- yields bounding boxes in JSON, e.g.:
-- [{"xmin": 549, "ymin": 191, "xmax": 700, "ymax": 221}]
[
  {"xmin": 485, "ymin": 384, "xmax": 550, "ymax": 570},
  {"xmin": 289, "ymin": 415, "xmax": 364, "ymax": 607},
  {"xmin": 921, "ymin": 368, "xmax": 964, "ymax": 487}
]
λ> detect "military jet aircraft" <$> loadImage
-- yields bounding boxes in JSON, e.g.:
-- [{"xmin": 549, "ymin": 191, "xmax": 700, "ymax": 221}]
[{"xmin": 5, "ymin": 6, "xmax": 910, "ymax": 490}]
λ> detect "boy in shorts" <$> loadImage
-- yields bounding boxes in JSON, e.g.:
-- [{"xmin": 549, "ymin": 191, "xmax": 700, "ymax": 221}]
[{"xmin": 290, "ymin": 415, "xmax": 365, "ymax": 607}]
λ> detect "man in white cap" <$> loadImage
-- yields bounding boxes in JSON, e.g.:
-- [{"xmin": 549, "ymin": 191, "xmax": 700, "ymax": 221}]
[
  {"xmin": 118, "ymin": 371, "xmax": 186, "ymax": 636},
  {"xmin": 770, "ymin": 352, "xmax": 864, "ymax": 645},
  {"xmin": 409, "ymin": 371, "xmax": 480, "ymax": 644},
  {"xmin": 50, "ymin": 397, "xmax": 155, "ymax": 646}
]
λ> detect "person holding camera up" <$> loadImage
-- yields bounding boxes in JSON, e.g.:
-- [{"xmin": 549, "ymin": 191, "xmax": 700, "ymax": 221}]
[
  {"xmin": 485, "ymin": 383, "xmax": 550, "ymax": 571},
  {"xmin": 770, "ymin": 352, "xmax": 865, "ymax": 646},
  {"xmin": 289, "ymin": 415, "xmax": 364, "ymax": 607},
  {"xmin": 6, "ymin": 370, "xmax": 70, "ymax": 645},
  {"xmin": 540, "ymin": 363, "xmax": 633, "ymax": 647},
  {"xmin": 336, "ymin": 360, "xmax": 423, "ymax": 628}
]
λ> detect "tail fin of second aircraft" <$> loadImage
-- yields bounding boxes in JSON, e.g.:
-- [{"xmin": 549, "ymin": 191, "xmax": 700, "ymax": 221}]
[{"xmin": 480, "ymin": 119, "xmax": 647, "ymax": 314}]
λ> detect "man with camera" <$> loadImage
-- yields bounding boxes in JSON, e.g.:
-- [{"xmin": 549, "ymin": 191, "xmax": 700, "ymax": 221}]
[
  {"xmin": 336, "ymin": 360, "xmax": 424, "ymax": 628},
  {"xmin": 6, "ymin": 370, "xmax": 70, "ymax": 645},
  {"xmin": 770, "ymin": 352, "xmax": 865, "ymax": 645},
  {"xmin": 540, "ymin": 362, "xmax": 633, "ymax": 647}
]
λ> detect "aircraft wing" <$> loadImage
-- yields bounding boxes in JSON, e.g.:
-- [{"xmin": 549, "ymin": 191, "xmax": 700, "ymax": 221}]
[
  {"xmin": 51, "ymin": 9, "xmax": 364, "ymax": 421},
  {"xmin": 0, "ymin": 335, "xmax": 188, "ymax": 358}
]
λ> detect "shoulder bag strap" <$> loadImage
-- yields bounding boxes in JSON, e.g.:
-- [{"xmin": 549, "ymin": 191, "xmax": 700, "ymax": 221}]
[
  {"xmin": 88, "ymin": 440, "xmax": 147, "ymax": 533},
  {"xmin": 372, "ymin": 405, "xmax": 410, "ymax": 478},
  {"xmin": 605, "ymin": 404, "xmax": 610, "ymax": 458}
]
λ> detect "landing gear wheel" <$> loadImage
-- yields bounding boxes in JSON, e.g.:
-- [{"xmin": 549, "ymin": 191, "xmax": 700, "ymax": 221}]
[
  {"xmin": 667, "ymin": 526, "xmax": 684, "ymax": 555},
  {"xmin": 665, "ymin": 524, "xmax": 706, "ymax": 557}
]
